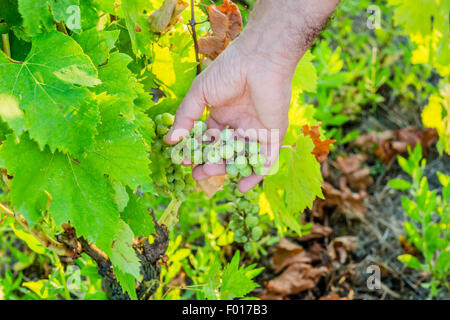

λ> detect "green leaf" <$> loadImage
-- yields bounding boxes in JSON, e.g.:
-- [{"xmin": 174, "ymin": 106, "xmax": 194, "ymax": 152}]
[
  {"xmin": 264, "ymin": 134, "xmax": 323, "ymax": 235},
  {"xmin": 151, "ymin": 45, "xmax": 197, "ymax": 97},
  {"xmin": 74, "ymin": 28, "xmax": 120, "ymax": 66},
  {"xmin": 18, "ymin": 0, "xmax": 55, "ymax": 36},
  {"xmin": 388, "ymin": 178, "xmax": 412, "ymax": 190},
  {"xmin": 292, "ymin": 50, "xmax": 317, "ymax": 94},
  {"xmin": 398, "ymin": 254, "xmax": 423, "ymax": 270},
  {"xmin": 220, "ymin": 251, "xmax": 259, "ymax": 300},
  {"xmin": 110, "ymin": 221, "xmax": 141, "ymax": 281},
  {"xmin": 84, "ymin": 95, "xmax": 151, "ymax": 191},
  {"xmin": 94, "ymin": 52, "xmax": 140, "ymax": 120},
  {"xmin": 112, "ymin": 180, "xmax": 129, "ymax": 212},
  {"xmin": 0, "ymin": 134, "xmax": 121, "ymax": 253},
  {"xmin": 120, "ymin": 0, "xmax": 154, "ymax": 57},
  {"xmin": 121, "ymin": 190, "xmax": 156, "ymax": 237},
  {"xmin": 0, "ymin": 31, "xmax": 101, "ymax": 156}
]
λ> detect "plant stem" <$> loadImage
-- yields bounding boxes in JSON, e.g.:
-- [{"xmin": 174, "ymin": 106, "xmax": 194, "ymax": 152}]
[
  {"xmin": 2, "ymin": 32, "xmax": 11, "ymax": 58},
  {"xmin": 189, "ymin": 0, "xmax": 202, "ymax": 75}
]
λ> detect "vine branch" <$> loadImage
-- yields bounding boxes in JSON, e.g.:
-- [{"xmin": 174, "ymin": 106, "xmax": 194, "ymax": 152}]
[{"xmin": 189, "ymin": 0, "xmax": 202, "ymax": 75}]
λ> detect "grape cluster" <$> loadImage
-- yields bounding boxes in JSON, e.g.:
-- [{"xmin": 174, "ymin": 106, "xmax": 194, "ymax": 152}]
[
  {"xmin": 223, "ymin": 179, "xmax": 263, "ymax": 253},
  {"xmin": 169, "ymin": 122, "xmax": 268, "ymax": 178},
  {"xmin": 152, "ymin": 113, "xmax": 196, "ymax": 200}
]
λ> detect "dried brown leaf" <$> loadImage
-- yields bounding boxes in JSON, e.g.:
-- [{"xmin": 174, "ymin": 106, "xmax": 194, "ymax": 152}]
[
  {"xmin": 148, "ymin": 0, "xmax": 188, "ymax": 33},
  {"xmin": 327, "ymin": 236, "xmax": 357, "ymax": 264}
]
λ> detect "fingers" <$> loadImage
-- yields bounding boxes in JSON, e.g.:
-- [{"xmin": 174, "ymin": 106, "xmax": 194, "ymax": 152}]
[
  {"xmin": 165, "ymin": 80, "xmax": 206, "ymax": 145},
  {"xmin": 238, "ymin": 173, "xmax": 264, "ymax": 193},
  {"xmin": 192, "ymin": 163, "xmax": 227, "ymax": 181}
]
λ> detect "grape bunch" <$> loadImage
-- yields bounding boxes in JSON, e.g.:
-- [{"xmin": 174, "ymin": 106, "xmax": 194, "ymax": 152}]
[
  {"xmin": 170, "ymin": 122, "xmax": 268, "ymax": 178},
  {"xmin": 152, "ymin": 113, "xmax": 196, "ymax": 201},
  {"xmin": 223, "ymin": 179, "xmax": 264, "ymax": 253}
]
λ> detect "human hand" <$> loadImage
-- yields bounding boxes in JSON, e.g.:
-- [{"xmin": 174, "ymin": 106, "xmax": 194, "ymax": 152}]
[{"xmin": 165, "ymin": 0, "xmax": 339, "ymax": 192}]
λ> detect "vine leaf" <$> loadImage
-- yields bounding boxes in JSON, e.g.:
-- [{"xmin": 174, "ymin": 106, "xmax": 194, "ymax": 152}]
[
  {"xmin": 121, "ymin": 189, "xmax": 156, "ymax": 237},
  {"xmin": 264, "ymin": 134, "xmax": 324, "ymax": 235},
  {"xmin": 120, "ymin": 0, "xmax": 154, "ymax": 57},
  {"xmin": 0, "ymin": 134, "xmax": 120, "ymax": 250},
  {"xmin": 74, "ymin": 28, "xmax": 121, "ymax": 66},
  {"xmin": 84, "ymin": 95, "xmax": 152, "ymax": 192},
  {"xmin": 94, "ymin": 52, "xmax": 141, "ymax": 120},
  {"xmin": 0, "ymin": 134, "xmax": 142, "ymax": 298},
  {"xmin": 148, "ymin": 0, "xmax": 188, "ymax": 34},
  {"xmin": 0, "ymin": 31, "xmax": 101, "ymax": 156},
  {"xmin": 18, "ymin": 0, "xmax": 81, "ymax": 35}
]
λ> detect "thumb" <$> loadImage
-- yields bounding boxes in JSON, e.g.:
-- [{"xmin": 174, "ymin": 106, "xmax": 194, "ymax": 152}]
[{"xmin": 165, "ymin": 80, "xmax": 206, "ymax": 144}]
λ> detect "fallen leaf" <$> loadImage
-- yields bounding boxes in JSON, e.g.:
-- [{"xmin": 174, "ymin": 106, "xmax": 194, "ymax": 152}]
[
  {"xmin": 335, "ymin": 154, "xmax": 373, "ymax": 191},
  {"xmin": 271, "ymin": 238, "xmax": 311, "ymax": 274},
  {"xmin": 297, "ymin": 223, "xmax": 333, "ymax": 242},
  {"xmin": 319, "ymin": 293, "xmax": 348, "ymax": 300},
  {"xmin": 302, "ymin": 125, "xmax": 336, "ymax": 163},
  {"xmin": 355, "ymin": 127, "xmax": 437, "ymax": 164},
  {"xmin": 265, "ymin": 263, "xmax": 329, "ymax": 296},
  {"xmin": 313, "ymin": 182, "xmax": 368, "ymax": 220},
  {"xmin": 327, "ymin": 236, "xmax": 357, "ymax": 264},
  {"xmin": 148, "ymin": 0, "xmax": 188, "ymax": 33}
]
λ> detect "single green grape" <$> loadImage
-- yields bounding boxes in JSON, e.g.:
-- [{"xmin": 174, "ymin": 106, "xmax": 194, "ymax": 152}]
[
  {"xmin": 245, "ymin": 215, "xmax": 259, "ymax": 228},
  {"xmin": 234, "ymin": 140, "xmax": 245, "ymax": 154},
  {"xmin": 157, "ymin": 124, "xmax": 169, "ymax": 135},
  {"xmin": 247, "ymin": 141, "xmax": 260, "ymax": 155},
  {"xmin": 155, "ymin": 114, "xmax": 163, "ymax": 124},
  {"xmin": 193, "ymin": 121, "xmax": 207, "ymax": 136},
  {"xmin": 226, "ymin": 163, "xmax": 239, "ymax": 176},
  {"xmin": 239, "ymin": 165, "xmax": 253, "ymax": 177},
  {"xmin": 253, "ymin": 165, "xmax": 267, "ymax": 176},
  {"xmin": 161, "ymin": 113, "xmax": 174, "ymax": 126},
  {"xmin": 222, "ymin": 144, "xmax": 235, "ymax": 159},
  {"xmin": 205, "ymin": 147, "xmax": 221, "ymax": 164},
  {"xmin": 221, "ymin": 129, "xmax": 233, "ymax": 141},
  {"xmin": 251, "ymin": 227, "xmax": 263, "ymax": 241},
  {"xmin": 235, "ymin": 155, "xmax": 248, "ymax": 169},
  {"xmin": 244, "ymin": 242, "xmax": 253, "ymax": 252}
]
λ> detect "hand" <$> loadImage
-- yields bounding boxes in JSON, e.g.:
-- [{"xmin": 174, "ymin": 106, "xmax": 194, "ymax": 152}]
[
  {"xmin": 165, "ymin": 0, "xmax": 339, "ymax": 192},
  {"xmin": 165, "ymin": 38, "xmax": 294, "ymax": 192}
]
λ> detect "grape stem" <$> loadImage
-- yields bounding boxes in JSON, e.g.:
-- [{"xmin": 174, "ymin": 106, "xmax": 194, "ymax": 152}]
[
  {"xmin": 2, "ymin": 31, "xmax": 11, "ymax": 58},
  {"xmin": 189, "ymin": 0, "xmax": 202, "ymax": 75}
]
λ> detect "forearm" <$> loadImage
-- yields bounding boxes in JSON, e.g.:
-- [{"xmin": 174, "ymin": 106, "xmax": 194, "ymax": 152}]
[{"xmin": 237, "ymin": 0, "xmax": 339, "ymax": 74}]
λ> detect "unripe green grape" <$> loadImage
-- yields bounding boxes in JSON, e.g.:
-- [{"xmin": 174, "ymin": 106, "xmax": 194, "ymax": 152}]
[
  {"xmin": 193, "ymin": 121, "xmax": 207, "ymax": 136},
  {"xmin": 153, "ymin": 140, "xmax": 162, "ymax": 152},
  {"xmin": 239, "ymin": 165, "xmax": 253, "ymax": 177},
  {"xmin": 235, "ymin": 155, "xmax": 248, "ymax": 169},
  {"xmin": 192, "ymin": 150, "xmax": 203, "ymax": 164},
  {"xmin": 257, "ymin": 154, "xmax": 267, "ymax": 166},
  {"xmin": 226, "ymin": 163, "xmax": 239, "ymax": 176},
  {"xmin": 245, "ymin": 215, "xmax": 258, "ymax": 228},
  {"xmin": 222, "ymin": 144, "xmax": 235, "ymax": 159},
  {"xmin": 234, "ymin": 140, "xmax": 245, "ymax": 154},
  {"xmin": 157, "ymin": 124, "xmax": 169, "ymax": 135},
  {"xmin": 205, "ymin": 147, "xmax": 221, "ymax": 164},
  {"xmin": 221, "ymin": 129, "xmax": 233, "ymax": 141},
  {"xmin": 155, "ymin": 114, "xmax": 163, "ymax": 125},
  {"xmin": 175, "ymin": 180, "xmax": 185, "ymax": 191},
  {"xmin": 244, "ymin": 242, "xmax": 253, "ymax": 252},
  {"xmin": 186, "ymin": 137, "xmax": 199, "ymax": 151},
  {"xmin": 253, "ymin": 165, "xmax": 267, "ymax": 176},
  {"xmin": 233, "ymin": 228, "xmax": 245, "ymax": 238},
  {"xmin": 247, "ymin": 141, "xmax": 260, "ymax": 155},
  {"xmin": 251, "ymin": 227, "xmax": 263, "ymax": 241},
  {"xmin": 161, "ymin": 113, "xmax": 174, "ymax": 126}
]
